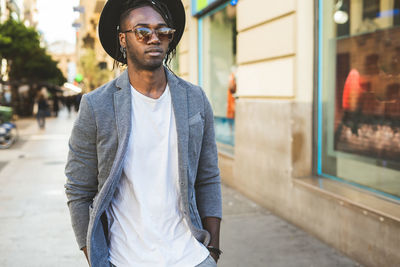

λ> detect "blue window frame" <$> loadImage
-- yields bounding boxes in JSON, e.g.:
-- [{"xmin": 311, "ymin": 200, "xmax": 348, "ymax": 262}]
[{"xmin": 197, "ymin": 2, "xmax": 236, "ymax": 149}]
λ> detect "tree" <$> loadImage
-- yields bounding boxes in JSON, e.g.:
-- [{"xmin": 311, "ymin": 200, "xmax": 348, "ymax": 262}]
[
  {"xmin": 0, "ymin": 19, "xmax": 66, "ymax": 115},
  {"xmin": 10, "ymin": 46, "xmax": 66, "ymax": 85},
  {"xmin": 0, "ymin": 19, "xmax": 40, "ymax": 62},
  {"xmin": 0, "ymin": 19, "xmax": 66, "ymax": 85},
  {"xmin": 79, "ymin": 48, "xmax": 112, "ymax": 92}
]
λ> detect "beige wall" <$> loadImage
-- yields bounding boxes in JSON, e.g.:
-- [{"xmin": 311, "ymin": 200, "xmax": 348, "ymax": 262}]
[
  {"xmin": 234, "ymin": 0, "xmax": 313, "ymax": 182},
  {"xmin": 237, "ymin": 0, "xmax": 296, "ymax": 97},
  {"xmin": 177, "ymin": 0, "xmax": 198, "ymax": 83},
  {"xmin": 177, "ymin": 0, "xmax": 400, "ymax": 266}
]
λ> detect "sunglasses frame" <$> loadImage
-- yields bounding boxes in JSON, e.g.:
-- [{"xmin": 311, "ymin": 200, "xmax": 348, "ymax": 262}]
[{"xmin": 121, "ymin": 27, "xmax": 176, "ymax": 43}]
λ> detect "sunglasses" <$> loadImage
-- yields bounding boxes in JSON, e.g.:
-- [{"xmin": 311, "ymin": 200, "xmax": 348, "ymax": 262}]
[{"xmin": 121, "ymin": 27, "xmax": 176, "ymax": 43}]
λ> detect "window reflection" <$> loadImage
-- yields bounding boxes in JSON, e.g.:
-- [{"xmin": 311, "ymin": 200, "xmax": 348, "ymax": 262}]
[
  {"xmin": 320, "ymin": 0, "xmax": 400, "ymax": 199},
  {"xmin": 201, "ymin": 5, "xmax": 236, "ymax": 148}
]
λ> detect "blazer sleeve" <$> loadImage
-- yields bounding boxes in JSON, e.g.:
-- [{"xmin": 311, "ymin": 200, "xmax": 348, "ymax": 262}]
[
  {"xmin": 195, "ymin": 89, "xmax": 222, "ymax": 219},
  {"xmin": 64, "ymin": 95, "xmax": 98, "ymax": 249}
]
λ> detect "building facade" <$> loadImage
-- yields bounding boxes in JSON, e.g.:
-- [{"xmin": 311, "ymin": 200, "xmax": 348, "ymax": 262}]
[
  {"xmin": 0, "ymin": 0, "xmax": 7, "ymax": 22},
  {"xmin": 176, "ymin": 0, "xmax": 400, "ymax": 266},
  {"xmin": 48, "ymin": 41, "xmax": 77, "ymax": 83},
  {"xmin": 75, "ymin": 0, "xmax": 114, "ymax": 74},
  {"xmin": 0, "ymin": 0, "xmax": 37, "ymax": 24},
  {"xmin": 22, "ymin": 0, "xmax": 37, "ymax": 27}
]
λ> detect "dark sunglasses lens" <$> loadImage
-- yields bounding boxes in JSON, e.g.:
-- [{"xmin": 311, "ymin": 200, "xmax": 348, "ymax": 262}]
[
  {"xmin": 135, "ymin": 28, "xmax": 152, "ymax": 41},
  {"xmin": 157, "ymin": 28, "xmax": 174, "ymax": 41},
  {"xmin": 157, "ymin": 33, "xmax": 173, "ymax": 41},
  {"xmin": 133, "ymin": 27, "xmax": 175, "ymax": 42}
]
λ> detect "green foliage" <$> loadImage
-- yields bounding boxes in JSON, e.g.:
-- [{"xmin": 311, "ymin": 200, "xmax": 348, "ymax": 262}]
[
  {"xmin": 79, "ymin": 48, "xmax": 112, "ymax": 91},
  {"xmin": 0, "ymin": 19, "xmax": 40, "ymax": 59},
  {"xmin": 0, "ymin": 34, "xmax": 11, "ymax": 47},
  {"xmin": 0, "ymin": 18, "xmax": 66, "ymax": 86}
]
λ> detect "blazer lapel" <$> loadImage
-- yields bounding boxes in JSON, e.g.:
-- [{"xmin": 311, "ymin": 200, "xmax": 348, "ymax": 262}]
[
  {"xmin": 114, "ymin": 70, "xmax": 132, "ymax": 149},
  {"xmin": 97, "ymin": 70, "xmax": 132, "ymax": 228},
  {"xmin": 167, "ymin": 69, "xmax": 189, "ymax": 204}
]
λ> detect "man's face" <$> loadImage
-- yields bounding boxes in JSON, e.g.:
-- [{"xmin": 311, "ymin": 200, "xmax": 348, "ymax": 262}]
[{"xmin": 119, "ymin": 6, "xmax": 171, "ymax": 71}]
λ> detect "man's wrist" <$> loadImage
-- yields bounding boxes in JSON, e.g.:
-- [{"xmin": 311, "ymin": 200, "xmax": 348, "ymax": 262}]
[{"xmin": 207, "ymin": 245, "xmax": 222, "ymax": 261}]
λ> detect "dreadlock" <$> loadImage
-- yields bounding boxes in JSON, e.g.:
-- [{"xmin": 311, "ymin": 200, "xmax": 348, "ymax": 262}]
[{"xmin": 113, "ymin": 0, "xmax": 177, "ymax": 71}]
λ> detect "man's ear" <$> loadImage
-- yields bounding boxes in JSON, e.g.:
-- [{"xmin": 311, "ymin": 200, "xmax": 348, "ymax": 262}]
[{"xmin": 119, "ymin": 32, "xmax": 126, "ymax": 49}]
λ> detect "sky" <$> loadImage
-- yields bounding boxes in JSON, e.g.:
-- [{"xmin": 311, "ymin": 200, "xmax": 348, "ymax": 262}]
[{"xmin": 36, "ymin": 0, "xmax": 80, "ymax": 45}]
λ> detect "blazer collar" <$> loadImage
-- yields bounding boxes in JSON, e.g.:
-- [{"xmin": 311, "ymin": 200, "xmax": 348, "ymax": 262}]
[
  {"xmin": 113, "ymin": 67, "xmax": 189, "ymax": 175},
  {"xmin": 115, "ymin": 67, "xmax": 188, "ymax": 116},
  {"xmin": 115, "ymin": 67, "xmax": 181, "ymax": 95}
]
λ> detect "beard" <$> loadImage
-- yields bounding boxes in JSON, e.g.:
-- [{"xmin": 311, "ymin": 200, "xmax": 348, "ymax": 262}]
[{"xmin": 126, "ymin": 43, "xmax": 165, "ymax": 71}]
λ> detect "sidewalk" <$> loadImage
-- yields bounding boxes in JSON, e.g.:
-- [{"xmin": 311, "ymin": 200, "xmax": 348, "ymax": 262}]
[
  {"xmin": 0, "ymin": 109, "xmax": 361, "ymax": 267},
  {"xmin": 220, "ymin": 185, "xmax": 361, "ymax": 267}
]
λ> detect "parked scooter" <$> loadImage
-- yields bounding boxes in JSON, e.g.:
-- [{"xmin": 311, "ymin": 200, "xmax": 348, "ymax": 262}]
[{"xmin": 0, "ymin": 106, "xmax": 18, "ymax": 149}]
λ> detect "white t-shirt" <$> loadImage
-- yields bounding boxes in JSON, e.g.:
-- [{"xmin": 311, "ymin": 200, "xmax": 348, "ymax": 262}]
[{"xmin": 106, "ymin": 84, "xmax": 209, "ymax": 267}]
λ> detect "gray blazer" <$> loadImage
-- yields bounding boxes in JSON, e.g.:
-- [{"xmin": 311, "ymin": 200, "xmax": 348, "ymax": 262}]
[{"xmin": 65, "ymin": 69, "xmax": 222, "ymax": 267}]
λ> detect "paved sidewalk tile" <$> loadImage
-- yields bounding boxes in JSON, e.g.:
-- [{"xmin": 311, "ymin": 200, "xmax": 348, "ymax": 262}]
[{"xmin": 219, "ymin": 185, "xmax": 362, "ymax": 267}]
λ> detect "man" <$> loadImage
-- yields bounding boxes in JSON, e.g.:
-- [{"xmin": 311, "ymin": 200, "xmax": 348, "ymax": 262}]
[{"xmin": 64, "ymin": 0, "xmax": 222, "ymax": 266}]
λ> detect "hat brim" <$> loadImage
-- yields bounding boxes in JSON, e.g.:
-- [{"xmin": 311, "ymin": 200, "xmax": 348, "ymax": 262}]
[{"xmin": 98, "ymin": 0, "xmax": 186, "ymax": 64}]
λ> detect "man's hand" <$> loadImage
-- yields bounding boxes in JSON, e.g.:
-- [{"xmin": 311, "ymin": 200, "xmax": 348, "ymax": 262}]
[{"xmin": 82, "ymin": 246, "xmax": 89, "ymax": 264}]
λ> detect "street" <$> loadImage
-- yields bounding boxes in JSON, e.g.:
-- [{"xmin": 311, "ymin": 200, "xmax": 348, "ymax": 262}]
[{"xmin": 0, "ymin": 109, "xmax": 360, "ymax": 267}]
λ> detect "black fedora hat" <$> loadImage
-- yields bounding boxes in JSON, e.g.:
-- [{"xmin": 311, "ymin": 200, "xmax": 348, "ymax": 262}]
[{"xmin": 98, "ymin": 0, "xmax": 186, "ymax": 64}]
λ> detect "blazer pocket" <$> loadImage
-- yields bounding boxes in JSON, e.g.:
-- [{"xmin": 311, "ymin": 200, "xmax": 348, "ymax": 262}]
[{"xmin": 189, "ymin": 112, "xmax": 202, "ymax": 126}]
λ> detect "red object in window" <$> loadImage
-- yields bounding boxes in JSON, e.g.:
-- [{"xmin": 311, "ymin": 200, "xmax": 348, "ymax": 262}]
[
  {"xmin": 226, "ymin": 72, "xmax": 236, "ymax": 119},
  {"xmin": 342, "ymin": 69, "xmax": 364, "ymax": 111}
]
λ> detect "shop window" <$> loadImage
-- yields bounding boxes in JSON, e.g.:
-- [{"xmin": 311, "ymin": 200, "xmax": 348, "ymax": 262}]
[
  {"xmin": 82, "ymin": 34, "xmax": 95, "ymax": 49},
  {"xmin": 199, "ymin": 3, "xmax": 237, "ymax": 152},
  {"xmin": 364, "ymin": 54, "xmax": 379, "ymax": 74},
  {"xmin": 318, "ymin": 0, "xmax": 400, "ymax": 201},
  {"xmin": 98, "ymin": 61, "xmax": 107, "ymax": 70},
  {"xmin": 395, "ymin": 0, "xmax": 400, "ymax": 26},
  {"xmin": 362, "ymin": 0, "xmax": 380, "ymax": 20},
  {"xmin": 337, "ymin": 0, "xmax": 350, "ymax": 37}
]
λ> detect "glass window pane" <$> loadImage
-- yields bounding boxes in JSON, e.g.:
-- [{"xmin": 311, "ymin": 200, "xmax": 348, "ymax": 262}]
[
  {"xmin": 201, "ymin": 5, "xmax": 237, "ymax": 147},
  {"xmin": 319, "ymin": 0, "xmax": 400, "ymax": 199}
]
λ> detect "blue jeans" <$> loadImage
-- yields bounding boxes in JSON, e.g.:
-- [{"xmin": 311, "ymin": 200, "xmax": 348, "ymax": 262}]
[
  {"xmin": 37, "ymin": 110, "xmax": 46, "ymax": 128},
  {"xmin": 195, "ymin": 255, "xmax": 217, "ymax": 267}
]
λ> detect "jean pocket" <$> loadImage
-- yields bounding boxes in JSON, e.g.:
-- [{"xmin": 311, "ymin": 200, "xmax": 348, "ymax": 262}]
[{"xmin": 208, "ymin": 254, "xmax": 217, "ymax": 266}]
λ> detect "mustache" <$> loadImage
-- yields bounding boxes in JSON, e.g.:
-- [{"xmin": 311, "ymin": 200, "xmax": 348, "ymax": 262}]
[{"xmin": 145, "ymin": 47, "xmax": 163, "ymax": 53}]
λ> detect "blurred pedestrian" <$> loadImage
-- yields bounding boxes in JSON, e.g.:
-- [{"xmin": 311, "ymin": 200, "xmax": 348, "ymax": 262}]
[
  {"xmin": 53, "ymin": 94, "xmax": 59, "ymax": 117},
  {"xmin": 74, "ymin": 93, "xmax": 82, "ymax": 112},
  {"xmin": 36, "ymin": 92, "xmax": 49, "ymax": 129},
  {"xmin": 65, "ymin": 1, "xmax": 222, "ymax": 266},
  {"xmin": 65, "ymin": 95, "xmax": 72, "ymax": 116}
]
